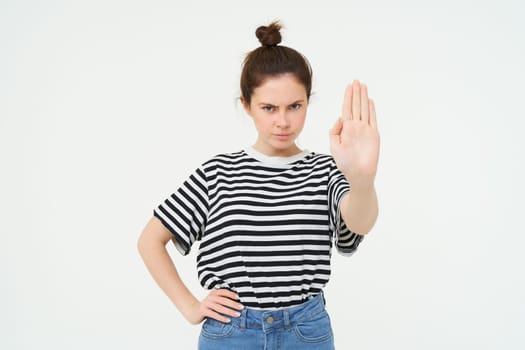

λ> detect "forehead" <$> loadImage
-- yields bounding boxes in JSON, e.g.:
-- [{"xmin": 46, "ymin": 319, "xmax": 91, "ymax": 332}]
[{"xmin": 252, "ymin": 74, "xmax": 307, "ymax": 104}]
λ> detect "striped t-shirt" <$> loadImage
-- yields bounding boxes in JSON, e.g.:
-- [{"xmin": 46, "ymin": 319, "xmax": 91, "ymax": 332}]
[{"xmin": 154, "ymin": 147, "xmax": 364, "ymax": 309}]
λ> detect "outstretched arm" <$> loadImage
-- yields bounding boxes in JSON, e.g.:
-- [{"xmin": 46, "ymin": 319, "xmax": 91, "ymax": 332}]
[{"xmin": 330, "ymin": 80, "xmax": 380, "ymax": 235}]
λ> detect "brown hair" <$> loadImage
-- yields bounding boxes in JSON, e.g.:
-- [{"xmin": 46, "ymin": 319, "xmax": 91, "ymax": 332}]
[{"xmin": 240, "ymin": 21, "xmax": 313, "ymax": 105}]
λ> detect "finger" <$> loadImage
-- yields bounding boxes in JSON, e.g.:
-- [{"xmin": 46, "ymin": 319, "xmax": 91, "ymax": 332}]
[
  {"xmin": 369, "ymin": 98, "xmax": 377, "ymax": 129},
  {"xmin": 215, "ymin": 288, "xmax": 240, "ymax": 300},
  {"xmin": 360, "ymin": 84, "xmax": 369, "ymax": 124},
  {"xmin": 213, "ymin": 289, "xmax": 243, "ymax": 310},
  {"xmin": 330, "ymin": 118, "xmax": 343, "ymax": 136},
  {"xmin": 209, "ymin": 303, "xmax": 242, "ymax": 318},
  {"xmin": 341, "ymin": 84, "xmax": 353, "ymax": 120},
  {"xmin": 205, "ymin": 309, "xmax": 232, "ymax": 323},
  {"xmin": 329, "ymin": 118, "xmax": 343, "ymax": 149},
  {"xmin": 352, "ymin": 80, "xmax": 361, "ymax": 121},
  {"xmin": 217, "ymin": 296, "xmax": 244, "ymax": 311}
]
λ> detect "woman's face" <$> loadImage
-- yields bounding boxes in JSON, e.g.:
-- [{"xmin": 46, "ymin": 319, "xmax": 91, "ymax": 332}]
[{"xmin": 242, "ymin": 73, "xmax": 308, "ymax": 157}]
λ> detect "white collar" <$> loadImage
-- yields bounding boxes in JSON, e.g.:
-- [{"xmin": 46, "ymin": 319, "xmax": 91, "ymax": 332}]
[{"xmin": 244, "ymin": 146, "xmax": 310, "ymax": 167}]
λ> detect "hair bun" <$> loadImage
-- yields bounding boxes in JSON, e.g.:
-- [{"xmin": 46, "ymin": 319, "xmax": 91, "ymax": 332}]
[{"xmin": 256, "ymin": 21, "xmax": 282, "ymax": 47}]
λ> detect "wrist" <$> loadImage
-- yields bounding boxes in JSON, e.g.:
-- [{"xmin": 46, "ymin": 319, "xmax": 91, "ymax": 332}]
[
  {"xmin": 176, "ymin": 293, "xmax": 202, "ymax": 325},
  {"xmin": 184, "ymin": 299, "xmax": 204, "ymax": 325}
]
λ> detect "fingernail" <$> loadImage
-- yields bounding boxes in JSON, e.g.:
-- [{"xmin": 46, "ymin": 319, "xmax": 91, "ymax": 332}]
[
  {"xmin": 235, "ymin": 312, "xmax": 241, "ymax": 317},
  {"xmin": 225, "ymin": 318, "xmax": 231, "ymax": 323}
]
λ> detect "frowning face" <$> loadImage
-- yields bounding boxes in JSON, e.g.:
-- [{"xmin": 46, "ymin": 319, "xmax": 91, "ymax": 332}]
[{"xmin": 242, "ymin": 73, "xmax": 308, "ymax": 157}]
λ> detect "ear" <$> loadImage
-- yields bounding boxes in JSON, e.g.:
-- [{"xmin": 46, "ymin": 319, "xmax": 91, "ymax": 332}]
[{"xmin": 240, "ymin": 97, "xmax": 252, "ymax": 116}]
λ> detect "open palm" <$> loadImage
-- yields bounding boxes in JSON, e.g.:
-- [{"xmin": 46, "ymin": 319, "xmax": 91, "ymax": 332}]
[{"xmin": 330, "ymin": 80, "xmax": 380, "ymax": 185}]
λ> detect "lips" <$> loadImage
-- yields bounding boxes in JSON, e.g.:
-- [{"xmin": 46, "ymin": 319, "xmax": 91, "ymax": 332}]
[{"xmin": 273, "ymin": 134, "xmax": 292, "ymax": 141}]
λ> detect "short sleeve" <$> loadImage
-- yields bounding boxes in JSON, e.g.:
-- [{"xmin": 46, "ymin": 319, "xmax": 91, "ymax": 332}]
[
  {"xmin": 153, "ymin": 166, "xmax": 209, "ymax": 256},
  {"xmin": 328, "ymin": 160, "xmax": 364, "ymax": 256}
]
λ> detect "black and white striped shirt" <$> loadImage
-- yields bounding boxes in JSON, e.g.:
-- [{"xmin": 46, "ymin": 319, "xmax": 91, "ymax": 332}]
[{"xmin": 154, "ymin": 147, "xmax": 364, "ymax": 309}]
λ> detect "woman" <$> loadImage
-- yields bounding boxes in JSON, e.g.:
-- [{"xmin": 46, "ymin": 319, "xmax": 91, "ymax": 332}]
[{"xmin": 138, "ymin": 21, "xmax": 380, "ymax": 349}]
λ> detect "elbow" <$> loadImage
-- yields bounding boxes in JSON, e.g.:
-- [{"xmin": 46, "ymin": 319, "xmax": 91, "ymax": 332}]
[
  {"xmin": 137, "ymin": 231, "xmax": 147, "ymax": 257},
  {"xmin": 351, "ymin": 227, "xmax": 372, "ymax": 236},
  {"xmin": 347, "ymin": 212, "xmax": 379, "ymax": 236},
  {"xmin": 358, "ymin": 230, "xmax": 371, "ymax": 236},
  {"xmin": 339, "ymin": 191, "xmax": 379, "ymax": 236}
]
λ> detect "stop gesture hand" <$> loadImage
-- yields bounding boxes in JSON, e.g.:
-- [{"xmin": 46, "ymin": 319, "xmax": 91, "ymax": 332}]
[{"xmin": 330, "ymin": 80, "xmax": 380, "ymax": 187}]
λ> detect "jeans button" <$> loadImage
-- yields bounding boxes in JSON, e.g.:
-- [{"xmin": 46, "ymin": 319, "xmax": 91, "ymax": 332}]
[{"xmin": 266, "ymin": 316, "xmax": 274, "ymax": 324}]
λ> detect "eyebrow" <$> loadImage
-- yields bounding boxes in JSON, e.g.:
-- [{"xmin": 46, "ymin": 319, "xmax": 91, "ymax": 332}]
[{"xmin": 258, "ymin": 100, "xmax": 305, "ymax": 106}]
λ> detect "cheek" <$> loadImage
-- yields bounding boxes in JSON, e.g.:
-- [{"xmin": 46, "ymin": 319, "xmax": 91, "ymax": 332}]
[
  {"xmin": 294, "ymin": 112, "xmax": 307, "ymax": 126},
  {"xmin": 252, "ymin": 115, "xmax": 272, "ymax": 130}
]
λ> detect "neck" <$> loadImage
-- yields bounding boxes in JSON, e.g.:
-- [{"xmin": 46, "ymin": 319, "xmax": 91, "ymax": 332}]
[{"xmin": 252, "ymin": 143, "xmax": 302, "ymax": 157}]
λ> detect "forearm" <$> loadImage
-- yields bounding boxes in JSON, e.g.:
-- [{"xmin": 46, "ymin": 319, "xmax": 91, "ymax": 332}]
[
  {"xmin": 340, "ymin": 181, "xmax": 378, "ymax": 235},
  {"xmin": 138, "ymin": 238, "xmax": 199, "ymax": 321}
]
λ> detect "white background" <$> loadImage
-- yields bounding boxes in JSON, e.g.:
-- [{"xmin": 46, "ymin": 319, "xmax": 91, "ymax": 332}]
[{"xmin": 2, "ymin": 0, "xmax": 524, "ymax": 349}]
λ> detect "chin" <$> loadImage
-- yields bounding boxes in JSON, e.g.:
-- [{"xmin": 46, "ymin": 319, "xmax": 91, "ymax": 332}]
[{"xmin": 270, "ymin": 142, "xmax": 298, "ymax": 155}]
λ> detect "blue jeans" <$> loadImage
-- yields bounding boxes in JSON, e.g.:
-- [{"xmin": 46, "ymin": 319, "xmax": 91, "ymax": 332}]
[{"xmin": 198, "ymin": 293, "xmax": 335, "ymax": 350}]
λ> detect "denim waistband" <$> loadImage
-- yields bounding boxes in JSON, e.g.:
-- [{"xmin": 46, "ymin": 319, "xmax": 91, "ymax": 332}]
[{"xmin": 230, "ymin": 293, "xmax": 326, "ymax": 332}]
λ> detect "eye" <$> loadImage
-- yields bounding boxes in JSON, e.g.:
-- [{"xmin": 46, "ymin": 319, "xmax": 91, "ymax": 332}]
[
  {"xmin": 262, "ymin": 105, "xmax": 275, "ymax": 112},
  {"xmin": 289, "ymin": 103, "xmax": 302, "ymax": 110}
]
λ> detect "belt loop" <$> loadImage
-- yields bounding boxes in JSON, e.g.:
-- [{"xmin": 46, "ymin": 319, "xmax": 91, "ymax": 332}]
[
  {"xmin": 283, "ymin": 309, "xmax": 291, "ymax": 330},
  {"xmin": 240, "ymin": 308, "xmax": 247, "ymax": 331},
  {"xmin": 319, "ymin": 290, "xmax": 326, "ymax": 306}
]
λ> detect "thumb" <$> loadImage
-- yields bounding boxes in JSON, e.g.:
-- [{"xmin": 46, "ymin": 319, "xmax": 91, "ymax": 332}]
[{"xmin": 330, "ymin": 118, "xmax": 343, "ymax": 141}]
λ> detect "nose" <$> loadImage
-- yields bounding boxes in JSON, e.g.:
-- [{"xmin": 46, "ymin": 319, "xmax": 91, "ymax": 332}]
[{"xmin": 275, "ymin": 110, "xmax": 291, "ymax": 128}]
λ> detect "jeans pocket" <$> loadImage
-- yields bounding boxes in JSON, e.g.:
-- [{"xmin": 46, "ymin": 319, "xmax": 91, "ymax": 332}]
[
  {"xmin": 294, "ymin": 310, "xmax": 334, "ymax": 343},
  {"xmin": 200, "ymin": 318, "xmax": 235, "ymax": 340}
]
